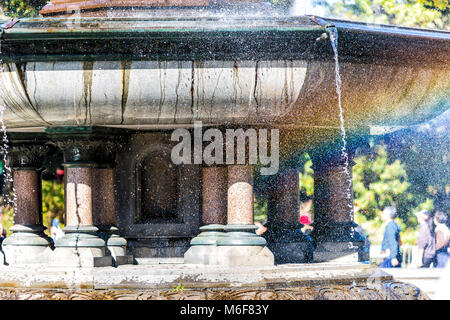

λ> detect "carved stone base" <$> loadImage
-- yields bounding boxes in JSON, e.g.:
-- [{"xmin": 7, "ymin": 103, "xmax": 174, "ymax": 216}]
[
  {"xmin": 0, "ymin": 281, "xmax": 429, "ymax": 300},
  {"xmin": 217, "ymin": 224, "xmax": 267, "ymax": 246},
  {"xmin": 0, "ymin": 262, "xmax": 431, "ymax": 299},
  {"xmin": 183, "ymin": 224, "xmax": 226, "ymax": 265}
]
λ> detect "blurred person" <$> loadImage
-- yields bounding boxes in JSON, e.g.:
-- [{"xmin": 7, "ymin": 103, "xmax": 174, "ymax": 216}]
[
  {"xmin": 300, "ymin": 200, "xmax": 313, "ymax": 236},
  {"xmin": 434, "ymin": 211, "xmax": 449, "ymax": 268},
  {"xmin": 415, "ymin": 210, "xmax": 436, "ymax": 268},
  {"xmin": 0, "ymin": 211, "xmax": 5, "ymax": 244},
  {"xmin": 55, "ymin": 167, "xmax": 64, "ymax": 182},
  {"xmin": 50, "ymin": 218, "xmax": 64, "ymax": 241},
  {"xmin": 299, "ymin": 214, "xmax": 313, "ymax": 235},
  {"xmin": 255, "ymin": 221, "xmax": 267, "ymax": 235},
  {"xmin": 380, "ymin": 206, "xmax": 402, "ymax": 268}
]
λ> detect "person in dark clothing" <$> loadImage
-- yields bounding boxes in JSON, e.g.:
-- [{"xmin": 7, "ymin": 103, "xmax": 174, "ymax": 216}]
[
  {"xmin": 433, "ymin": 211, "xmax": 449, "ymax": 268},
  {"xmin": 380, "ymin": 206, "xmax": 402, "ymax": 268},
  {"xmin": 415, "ymin": 210, "xmax": 436, "ymax": 268}
]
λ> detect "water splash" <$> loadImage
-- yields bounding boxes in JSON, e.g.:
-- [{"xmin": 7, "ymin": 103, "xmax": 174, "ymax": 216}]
[
  {"xmin": 0, "ymin": 103, "xmax": 15, "ymax": 208},
  {"xmin": 0, "ymin": 34, "xmax": 16, "ymax": 210},
  {"xmin": 328, "ymin": 26, "xmax": 357, "ymax": 249}
]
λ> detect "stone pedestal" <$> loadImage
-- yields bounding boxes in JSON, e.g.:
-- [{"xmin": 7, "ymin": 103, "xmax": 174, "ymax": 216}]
[
  {"xmin": 93, "ymin": 167, "xmax": 132, "ymax": 266},
  {"xmin": 311, "ymin": 153, "xmax": 365, "ymax": 263},
  {"xmin": 215, "ymin": 165, "xmax": 274, "ymax": 266},
  {"xmin": 50, "ymin": 164, "xmax": 112, "ymax": 267},
  {"xmin": 184, "ymin": 166, "xmax": 227, "ymax": 264},
  {"xmin": 264, "ymin": 168, "xmax": 313, "ymax": 264},
  {"xmin": 2, "ymin": 143, "xmax": 53, "ymax": 266}
]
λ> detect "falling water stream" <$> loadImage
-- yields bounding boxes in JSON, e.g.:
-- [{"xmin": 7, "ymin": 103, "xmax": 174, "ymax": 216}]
[{"xmin": 328, "ymin": 26, "xmax": 357, "ymax": 249}]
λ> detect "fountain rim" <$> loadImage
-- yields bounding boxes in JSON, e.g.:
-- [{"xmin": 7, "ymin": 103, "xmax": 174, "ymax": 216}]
[{"xmin": 1, "ymin": 16, "xmax": 449, "ymax": 41}]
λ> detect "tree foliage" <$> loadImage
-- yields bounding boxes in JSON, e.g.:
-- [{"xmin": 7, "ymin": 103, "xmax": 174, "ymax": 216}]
[
  {"xmin": 0, "ymin": 0, "xmax": 47, "ymax": 18},
  {"xmin": 325, "ymin": 0, "xmax": 449, "ymax": 30},
  {"xmin": 41, "ymin": 179, "xmax": 65, "ymax": 233},
  {"xmin": 352, "ymin": 145, "xmax": 434, "ymax": 245}
]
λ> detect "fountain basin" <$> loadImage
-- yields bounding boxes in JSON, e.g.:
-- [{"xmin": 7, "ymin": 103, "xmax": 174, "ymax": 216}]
[{"xmin": 0, "ymin": 16, "xmax": 448, "ymax": 133}]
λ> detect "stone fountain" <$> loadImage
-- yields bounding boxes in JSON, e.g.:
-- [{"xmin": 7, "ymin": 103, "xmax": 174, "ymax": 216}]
[{"xmin": 0, "ymin": 0, "xmax": 448, "ymax": 299}]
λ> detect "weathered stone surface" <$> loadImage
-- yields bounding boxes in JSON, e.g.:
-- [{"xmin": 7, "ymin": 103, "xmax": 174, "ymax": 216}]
[
  {"xmin": 0, "ymin": 281, "xmax": 429, "ymax": 300},
  {"xmin": 184, "ymin": 245, "xmax": 220, "ymax": 265},
  {"xmin": 0, "ymin": 262, "xmax": 388, "ymax": 289},
  {"xmin": 0, "ymin": 263, "xmax": 429, "ymax": 300},
  {"xmin": 49, "ymin": 247, "xmax": 112, "ymax": 268},
  {"xmin": 211, "ymin": 246, "xmax": 274, "ymax": 267},
  {"xmin": 2, "ymin": 245, "xmax": 52, "ymax": 266},
  {"xmin": 2, "ymin": 225, "xmax": 53, "ymax": 265}
]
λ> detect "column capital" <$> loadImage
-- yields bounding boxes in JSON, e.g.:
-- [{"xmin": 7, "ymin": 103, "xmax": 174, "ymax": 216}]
[
  {"xmin": 7, "ymin": 143, "xmax": 52, "ymax": 170},
  {"xmin": 47, "ymin": 126, "xmax": 129, "ymax": 167}
]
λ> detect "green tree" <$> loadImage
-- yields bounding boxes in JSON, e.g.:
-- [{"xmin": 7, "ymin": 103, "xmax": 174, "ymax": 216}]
[
  {"xmin": 326, "ymin": 0, "xmax": 449, "ymax": 30},
  {"xmin": 352, "ymin": 144, "xmax": 433, "ymax": 244},
  {"xmin": 0, "ymin": 0, "xmax": 47, "ymax": 18},
  {"xmin": 41, "ymin": 179, "xmax": 65, "ymax": 235}
]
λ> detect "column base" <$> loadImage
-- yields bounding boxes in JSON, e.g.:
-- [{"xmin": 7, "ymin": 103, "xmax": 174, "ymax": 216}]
[
  {"xmin": 216, "ymin": 224, "xmax": 267, "ymax": 246},
  {"xmin": 2, "ymin": 245, "xmax": 53, "ymax": 266},
  {"xmin": 2, "ymin": 225, "xmax": 53, "ymax": 265},
  {"xmin": 108, "ymin": 237, "xmax": 134, "ymax": 266},
  {"xmin": 184, "ymin": 224, "xmax": 226, "ymax": 265},
  {"xmin": 212, "ymin": 225, "xmax": 274, "ymax": 266},
  {"xmin": 98, "ymin": 226, "xmax": 133, "ymax": 266},
  {"xmin": 190, "ymin": 224, "xmax": 226, "ymax": 246},
  {"xmin": 50, "ymin": 225, "xmax": 112, "ymax": 267}
]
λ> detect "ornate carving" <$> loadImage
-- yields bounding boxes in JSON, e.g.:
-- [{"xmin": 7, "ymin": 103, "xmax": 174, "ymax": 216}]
[
  {"xmin": 52, "ymin": 138, "xmax": 116, "ymax": 165},
  {"xmin": 47, "ymin": 127, "xmax": 128, "ymax": 166},
  {"xmin": 7, "ymin": 144, "xmax": 51, "ymax": 169},
  {"xmin": 0, "ymin": 281, "xmax": 429, "ymax": 300}
]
